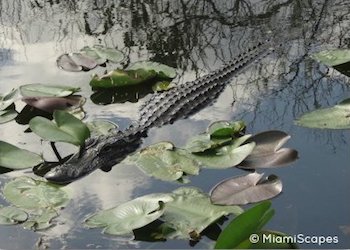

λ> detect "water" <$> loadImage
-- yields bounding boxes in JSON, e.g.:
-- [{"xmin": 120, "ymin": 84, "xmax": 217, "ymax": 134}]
[{"xmin": 1, "ymin": 0, "xmax": 350, "ymax": 249}]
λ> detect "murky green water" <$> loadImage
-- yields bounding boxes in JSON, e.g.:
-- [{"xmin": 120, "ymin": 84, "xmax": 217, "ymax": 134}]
[{"xmin": 1, "ymin": 0, "xmax": 350, "ymax": 249}]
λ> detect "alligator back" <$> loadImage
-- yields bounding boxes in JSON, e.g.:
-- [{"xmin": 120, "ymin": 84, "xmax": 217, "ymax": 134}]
[{"xmin": 137, "ymin": 40, "xmax": 273, "ymax": 129}]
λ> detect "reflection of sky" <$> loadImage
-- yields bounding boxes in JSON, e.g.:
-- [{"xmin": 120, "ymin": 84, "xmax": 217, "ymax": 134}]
[{"xmin": 1, "ymin": 0, "xmax": 350, "ymax": 249}]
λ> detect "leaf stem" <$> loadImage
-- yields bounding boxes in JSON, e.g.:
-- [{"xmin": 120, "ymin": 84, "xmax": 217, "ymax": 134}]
[{"xmin": 50, "ymin": 142, "xmax": 62, "ymax": 162}]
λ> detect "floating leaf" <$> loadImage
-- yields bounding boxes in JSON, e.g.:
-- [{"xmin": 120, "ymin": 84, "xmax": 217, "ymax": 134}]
[
  {"xmin": 22, "ymin": 209, "xmax": 58, "ymax": 230},
  {"xmin": 56, "ymin": 54, "xmax": 82, "ymax": 72},
  {"xmin": 0, "ymin": 141, "xmax": 43, "ymax": 169},
  {"xmin": 0, "ymin": 108, "xmax": 17, "ymax": 124},
  {"xmin": 210, "ymin": 172, "xmax": 282, "ymax": 205},
  {"xmin": 90, "ymin": 69, "xmax": 157, "ymax": 89},
  {"xmin": 185, "ymin": 134, "xmax": 232, "ymax": 153},
  {"xmin": 208, "ymin": 120, "xmax": 245, "ymax": 138},
  {"xmin": 152, "ymin": 81, "xmax": 173, "ymax": 92},
  {"xmin": 87, "ymin": 119, "xmax": 119, "ymax": 136},
  {"xmin": 85, "ymin": 193, "xmax": 173, "ymax": 236},
  {"xmin": 3, "ymin": 176, "xmax": 69, "ymax": 210},
  {"xmin": 215, "ymin": 201, "xmax": 274, "ymax": 249},
  {"xmin": 311, "ymin": 49, "xmax": 350, "ymax": 66},
  {"xmin": 29, "ymin": 110, "xmax": 90, "ymax": 146},
  {"xmin": 22, "ymin": 95, "xmax": 85, "ymax": 113},
  {"xmin": 0, "ymin": 206, "xmax": 28, "ymax": 225},
  {"xmin": 161, "ymin": 187, "xmax": 243, "ymax": 240},
  {"xmin": 128, "ymin": 142, "xmax": 200, "ymax": 182},
  {"xmin": 239, "ymin": 130, "xmax": 298, "ymax": 169},
  {"xmin": 128, "ymin": 61, "xmax": 177, "ymax": 79},
  {"xmin": 20, "ymin": 84, "xmax": 80, "ymax": 98},
  {"xmin": 295, "ymin": 98, "xmax": 350, "ymax": 129},
  {"xmin": 190, "ymin": 135, "xmax": 255, "ymax": 169},
  {"xmin": 69, "ymin": 53, "xmax": 97, "ymax": 70},
  {"xmin": 86, "ymin": 45, "xmax": 125, "ymax": 63},
  {"xmin": 0, "ymin": 89, "xmax": 18, "ymax": 111}
]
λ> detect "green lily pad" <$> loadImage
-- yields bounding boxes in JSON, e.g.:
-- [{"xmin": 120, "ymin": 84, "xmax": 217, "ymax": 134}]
[
  {"xmin": 215, "ymin": 201, "xmax": 274, "ymax": 249},
  {"xmin": 0, "ymin": 89, "xmax": 18, "ymax": 111},
  {"xmin": 210, "ymin": 173, "xmax": 283, "ymax": 205},
  {"xmin": 295, "ymin": 98, "xmax": 350, "ymax": 129},
  {"xmin": 185, "ymin": 133, "xmax": 232, "ymax": 153},
  {"xmin": 22, "ymin": 209, "xmax": 58, "ymax": 231},
  {"xmin": 311, "ymin": 49, "xmax": 350, "ymax": 66},
  {"xmin": 86, "ymin": 45, "xmax": 125, "ymax": 63},
  {"xmin": 3, "ymin": 176, "xmax": 69, "ymax": 210},
  {"xmin": 20, "ymin": 84, "xmax": 80, "ymax": 98},
  {"xmin": 161, "ymin": 187, "xmax": 243, "ymax": 240},
  {"xmin": 0, "ymin": 141, "xmax": 43, "ymax": 169},
  {"xmin": 190, "ymin": 135, "xmax": 255, "ymax": 169},
  {"xmin": 29, "ymin": 110, "xmax": 90, "ymax": 146},
  {"xmin": 90, "ymin": 68, "xmax": 157, "ymax": 89},
  {"xmin": 152, "ymin": 81, "xmax": 173, "ymax": 92},
  {"xmin": 208, "ymin": 120, "xmax": 246, "ymax": 138},
  {"xmin": 84, "ymin": 193, "xmax": 173, "ymax": 236},
  {"xmin": 0, "ymin": 108, "xmax": 17, "ymax": 124},
  {"xmin": 87, "ymin": 119, "xmax": 119, "ymax": 136},
  {"xmin": 0, "ymin": 206, "xmax": 28, "ymax": 225},
  {"xmin": 128, "ymin": 142, "xmax": 200, "ymax": 182},
  {"xmin": 128, "ymin": 61, "xmax": 177, "ymax": 79}
]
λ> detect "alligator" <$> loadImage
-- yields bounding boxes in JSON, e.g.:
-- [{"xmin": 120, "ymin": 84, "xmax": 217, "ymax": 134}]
[{"xmin": 44, "ymin": 40, "xmax": 275, "ymax": 184}]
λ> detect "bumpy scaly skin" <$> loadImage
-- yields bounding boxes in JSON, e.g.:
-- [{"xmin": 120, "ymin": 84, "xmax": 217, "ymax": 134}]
[{"xmin": 44, "ymin": 40, "xmax": 273, "ymax": 184}]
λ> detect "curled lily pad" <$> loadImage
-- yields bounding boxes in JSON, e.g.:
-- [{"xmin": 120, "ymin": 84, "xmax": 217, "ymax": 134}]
[
  {"xmin": 0, "ymin": 89, "xmax": 18, "ymax": 111},
  {"xmin": 84, "ymin": 45, "xmax": 125, "ymax": 63},
  {"xmin": 0, "ymin": 141, "xmax": 43, "ymax": 169},
  {"xmin": 84, "ymin": 193, "xmax": 173, "ymax": 236},
  {"xmin": 90, "ymin": 68, "xmax": 157, "ymax": 89},
  {"xmin": 3, "ymin": 176, "xmax": 69, "ymax": 210},
  {"xmin": 128, "ymin": 142, "xmax": 200, "ymax": 182},
  {"xmin": 0, "ymin": 206, "xmax": 28, "ymax": 225},
  {"xmin": 239, "ymin": 130, "xmax": 298, "ymax": 169},
  {"xmin": 208, "ymin": 120, "xmax": 245, "ymax": 138},
  {"xmin": 128, "ymin": 61, "xmax": 177, "ymax": 79},
  {"xmin": 20, "ymin": 84, "xmax": 80, "ymax": 98},
  {"xmin": 0, "ymin": 108, "xmax": 17, "ymax": 124},
  {"xmin": 161, "ymin": 187, "xmax": 243, "ymax": 240},
  {"xmin": 210, "ymin": 172, "xmax": 282, "ymax": 205},
  {"xmin": 185, "ymin": 134, "xmax": 232, "ymax": 153},
  {"xmin": 29, "ymin": 110, "xmax": 90, "ymax": 146},
  {"xmin": 190, "ymin": 135, "xmax": 255, "ymax": 169},
  {"xmin": 215, "ymin": 201, "xmax": 274, "ymax": 249},
  {"xmin": 295, "ymin": 98, "xmax": 350, "ymax": 129},
  {"xmin": 22, "ymin": 95, "xmax": 85, "ymax": 113}
]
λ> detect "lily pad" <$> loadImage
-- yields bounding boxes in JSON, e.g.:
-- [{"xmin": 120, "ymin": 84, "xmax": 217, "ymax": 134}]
[
  {"xmin": 90, "ymin": 68, "xmax": 157, "ymax": 89},
  {"xmin": 0, "ymin": 206, "xmax": 28, "ymax": 225},
  {"xmin": 185, "ymin": 134, "xmax": 232, "ymax": 153},
  {"xmin": 0, "ymin": 108, "xmax": 17, "ymax": 124},
  {"xmin": 210, "ymin": 172, "xmax": 283, "ymax": 205},
  {"xmin": 152, "ymin": 81, "xmax": 173, "ymax": 92},
  {"xmin": 311, "ymin": 49, "xmax": 350, "ymax": 66},
  {"xmin": 84, "ymin": 193, "xmax": 173, "ymax": 236},
  {"xmin": 3, "ymin": 176, "xmax": 69, "ymax": 210},
  {"xmin": 208, "ymin": 120, "xmax": 245, "ymax": 138},
  {"xmin": 22, "ymin": 95, "xmax": 86, "ymax": 113},
  {"xmin": 87, "ymin": 120, "xmax": 119, "ymax": 136},
  {"xmin": 190, "ymin": 135, "xmax": 255, "ymax": 169},
  {"xmin": 56, "ymin": 54, "xmax": 83, "ymax": 72},
  {"xmin": 0, "ymin": 141, "xmax": 43, "ymax": 169},
  {"xmin": 128, "ymin": 142, "xmax": 200, "ymax": 182},
  {"xmin": 29, "ymin": 110, "xmax": 90, "ymax": 146},
  {"xmin": 22, "ymin": 209, "xmax": 58, "ymax": 230},
  {"xmin": 161, "ymin": 187, "xmax": 243, "ymax": 240},
  {"xmin": 128, "ymin": 61, "xmax": 177, "ymax": 79},
  {"xmin": 215, "ymin": 201, "xmax": 274, "ymax": 249},
  {"xmin": 0, "ymin": 89, "xmax": 18, "ymax": 111},
  {"xmin": 20, "ymin": 84, "xmax": 80, "ymax": 98},
  {"xmin": 82, "ymin": 45, "xmax": 125, "ymax": 63},
  {"xmin": 239, "ymin": 130, "xmax": 298, "ymax": 169},
  {"xmin": 295, "ymin": 98, "xmax": 350, "ymax": 129}
]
